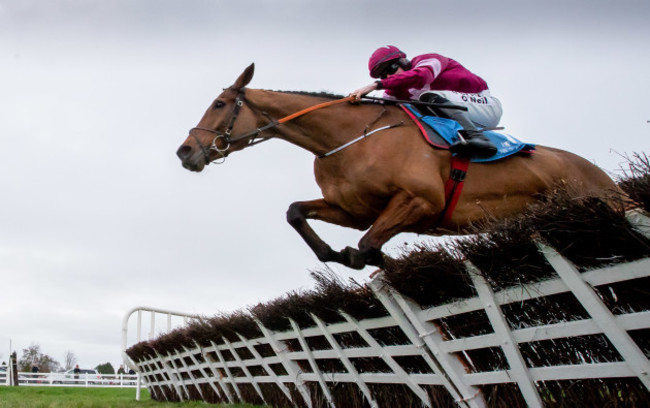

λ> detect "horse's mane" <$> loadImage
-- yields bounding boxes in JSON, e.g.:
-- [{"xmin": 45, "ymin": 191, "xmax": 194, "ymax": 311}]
[
  {"xmin": 267, "ymin": 90, "xmax": 379, "ymax": 106},
  {"xmin": 271, "ymin": 90, "xmax": 347, "ymax": 99}
]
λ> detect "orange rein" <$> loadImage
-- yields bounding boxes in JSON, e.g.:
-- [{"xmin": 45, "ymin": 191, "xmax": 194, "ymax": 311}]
[{"xmin": 277, "ymin": 95, "xmax": 355, "ymax": 124}]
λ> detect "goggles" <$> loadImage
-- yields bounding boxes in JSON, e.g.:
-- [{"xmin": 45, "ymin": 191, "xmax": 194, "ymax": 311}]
[{"xmin": 380, "ymin": 62, "xmax": 400, "ymax": 79}]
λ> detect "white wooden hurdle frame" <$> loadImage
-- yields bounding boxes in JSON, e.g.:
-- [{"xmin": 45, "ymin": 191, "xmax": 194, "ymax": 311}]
[{"xmin": 123, "ymin": 212, "xmax": 650, "ymax": 407}]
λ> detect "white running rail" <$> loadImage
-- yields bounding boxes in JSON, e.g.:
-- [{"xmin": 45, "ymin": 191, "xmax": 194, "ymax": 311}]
[
  {"xmin": 121, "ymin": 306, "xmax": 201, "ymax": 400},
  {"xmin": 0, "ymin": 372, "xmax": 139, "ymax": 388}
]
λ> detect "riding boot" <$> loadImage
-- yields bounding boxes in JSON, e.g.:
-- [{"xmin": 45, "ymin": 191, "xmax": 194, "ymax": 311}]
[
  {"xmin": 419, "ymin": 93, "xmax": 497, "ymax": 159},
  {"xmin": 448, "ymin": 117, "xmax": 497, "ymax": 159}
]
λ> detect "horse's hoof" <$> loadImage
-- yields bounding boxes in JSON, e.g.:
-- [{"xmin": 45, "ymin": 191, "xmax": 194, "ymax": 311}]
[
  {"xmin": 362, "ymin": 248, "xmax": 386, "ymax": 268},
  {"xmin": 340, "ymin": 246, "xmax": 366, "ymax": 270}
]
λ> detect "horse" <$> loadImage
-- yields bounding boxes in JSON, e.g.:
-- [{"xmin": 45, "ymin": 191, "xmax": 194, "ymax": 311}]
[{"xmin": 176, "ymin": 64, "xmax": 618, "ymax": 270}]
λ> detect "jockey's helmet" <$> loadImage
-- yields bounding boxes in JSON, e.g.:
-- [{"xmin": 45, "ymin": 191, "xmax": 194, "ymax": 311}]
[{"xmin": 368, "ymin": 45, "xmax": 407, "ymax": 78}]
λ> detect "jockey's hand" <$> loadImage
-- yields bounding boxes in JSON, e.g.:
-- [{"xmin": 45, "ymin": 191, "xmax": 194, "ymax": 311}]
[{"xmin": 349, "ymin": 82, "xmax": 379, "ymax": 102}]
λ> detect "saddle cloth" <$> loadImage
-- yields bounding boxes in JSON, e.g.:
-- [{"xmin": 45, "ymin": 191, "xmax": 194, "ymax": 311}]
[{"xmin": 401, "ymin": 104, "xmax": 535, "ymax": 163}]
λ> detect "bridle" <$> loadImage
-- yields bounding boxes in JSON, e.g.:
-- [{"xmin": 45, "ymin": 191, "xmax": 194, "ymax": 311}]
[{"xmin": 189, "ymin": 88, "xmax": 275, "ymax": 165}]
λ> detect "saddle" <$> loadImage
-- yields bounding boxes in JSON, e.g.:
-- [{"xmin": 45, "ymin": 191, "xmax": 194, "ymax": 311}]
[
  {"xmin": 401, "ymin": 104, "xmax": 535, "ymax": 162},
  {"xmin": 400, "ymin": 103, "xmax": 535, "ymax": 226}
]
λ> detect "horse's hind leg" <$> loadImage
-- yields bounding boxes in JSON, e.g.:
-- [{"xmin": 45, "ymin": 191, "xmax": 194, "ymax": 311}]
[{"xmin": 286, "ymin": 199, "xmax": 370, "ymax": 269}]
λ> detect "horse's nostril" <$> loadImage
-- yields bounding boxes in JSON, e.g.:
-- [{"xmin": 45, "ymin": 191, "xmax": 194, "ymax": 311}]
[{"xmin": 177, "ymin": 145, "xmax": 192, "ymax": 160}]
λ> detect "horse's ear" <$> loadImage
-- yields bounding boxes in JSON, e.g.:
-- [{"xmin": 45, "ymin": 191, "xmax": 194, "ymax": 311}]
[{"xmin": 233, "ymin": 63, "xmax": 255, "ymax": 90}]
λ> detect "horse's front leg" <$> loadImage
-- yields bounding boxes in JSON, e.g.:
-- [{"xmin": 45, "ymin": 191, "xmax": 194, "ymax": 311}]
[
  {"xmin": 357, "ymin": 191, "xmax": 442, "ymax": 267},
  {"xmin": 286, "ymin": 199, "xmax": 370, "ymax": 269}
]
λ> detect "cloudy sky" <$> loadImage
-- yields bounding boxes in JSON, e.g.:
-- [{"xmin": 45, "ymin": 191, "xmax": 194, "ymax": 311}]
[{"xmin": 1, "ymin": 0, "xmax": 648, "ymax": 370}]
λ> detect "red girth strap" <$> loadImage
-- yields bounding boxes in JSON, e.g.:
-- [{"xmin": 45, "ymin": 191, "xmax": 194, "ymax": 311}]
[{"xmin": 438, "ymin": 156, "xmax": 470, "ymax": 226}]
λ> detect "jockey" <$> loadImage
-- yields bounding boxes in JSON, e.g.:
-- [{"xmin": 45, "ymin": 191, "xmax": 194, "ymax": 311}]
[{"xmin": 351, "ymin": 45, "xmax": 501, "ymax": 158}]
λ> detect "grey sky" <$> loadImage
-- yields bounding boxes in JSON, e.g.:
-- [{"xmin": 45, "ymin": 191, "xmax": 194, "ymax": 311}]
[{"xmin": 1, "ymin": 0, "xmax": 648, "ymax": 369}]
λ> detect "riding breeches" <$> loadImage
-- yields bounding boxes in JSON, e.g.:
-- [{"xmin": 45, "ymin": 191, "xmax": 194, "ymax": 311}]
[{"xmin": 420, "ymin": 90, "xmax": 503, "ymax": 129}]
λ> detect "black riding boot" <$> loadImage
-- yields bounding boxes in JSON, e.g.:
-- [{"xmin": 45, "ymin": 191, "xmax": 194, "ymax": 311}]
[{"xmin": 419, "ymin": 93, "xmax": 497, "ymax": 159}]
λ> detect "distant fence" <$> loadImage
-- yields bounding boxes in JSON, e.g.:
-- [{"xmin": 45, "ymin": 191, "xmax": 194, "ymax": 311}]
[
  {"xmin": 124, "ymin": 211, "xmax": 650, "ymax": 407},
  {"xmin": 0, "ymin": 371, "xmax": 138, "ymax": 388}
]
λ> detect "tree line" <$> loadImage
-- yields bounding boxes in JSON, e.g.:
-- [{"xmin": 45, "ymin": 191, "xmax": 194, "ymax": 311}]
[{"xmin": 2, "ymin": 343, "xmax": 118, "ymax": 374}]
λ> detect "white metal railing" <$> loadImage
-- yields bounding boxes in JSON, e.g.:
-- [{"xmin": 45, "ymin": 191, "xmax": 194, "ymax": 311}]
[
  {"xmin": 121, "ymin": 306, "xmax": 202, "ymax": 399},
  {"xmin": 124, "ymin": 212, "xmax": 650, "ymax": 407},
  {"xmin": 0, "ymin": 372, "xmax": 139, "ymax": 387}
]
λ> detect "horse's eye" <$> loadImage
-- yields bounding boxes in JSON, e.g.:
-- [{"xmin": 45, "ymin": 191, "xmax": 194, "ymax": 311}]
[{"xmin": 212, "ymin": 100, "xmax": 225, "ymax": 110}]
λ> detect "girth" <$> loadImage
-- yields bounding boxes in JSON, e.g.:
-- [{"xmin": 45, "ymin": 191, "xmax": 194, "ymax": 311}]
[{"xmin": 437, "ymin": 156, "xmax": 471, "ymax": 227}]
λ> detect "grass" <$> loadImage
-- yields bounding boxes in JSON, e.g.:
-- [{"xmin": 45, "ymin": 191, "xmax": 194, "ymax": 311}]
[{"xmin": 0, "ymin": 386, "xmax": 264, "ymax": 408}]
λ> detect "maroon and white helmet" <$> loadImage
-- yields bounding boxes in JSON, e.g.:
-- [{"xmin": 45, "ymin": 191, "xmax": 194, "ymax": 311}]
[{"xmin": 368, "ymin": 45, "xmax": 407, "ymax": 78}]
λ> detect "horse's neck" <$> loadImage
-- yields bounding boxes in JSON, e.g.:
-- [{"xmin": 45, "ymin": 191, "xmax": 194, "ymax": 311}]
[{"xmin": 250, "ymin": 89, "xmax": 363, "ymax": 156}]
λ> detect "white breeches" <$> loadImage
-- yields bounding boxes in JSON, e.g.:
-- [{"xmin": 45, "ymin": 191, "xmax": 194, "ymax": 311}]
[{"xmin": 422, "ymin": 90, "xmax": 503, "ymax": 129}]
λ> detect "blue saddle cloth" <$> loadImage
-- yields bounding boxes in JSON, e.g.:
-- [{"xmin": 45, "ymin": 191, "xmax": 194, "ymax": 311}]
[{"xmin": 403, "ymin": 104, "xmax": 535, "ymax": 163}]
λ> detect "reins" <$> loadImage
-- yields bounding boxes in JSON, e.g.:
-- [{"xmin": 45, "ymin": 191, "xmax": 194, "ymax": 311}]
[{"xmin": 191, "ymin": 91, "xmax": 470, "ymax": 166}]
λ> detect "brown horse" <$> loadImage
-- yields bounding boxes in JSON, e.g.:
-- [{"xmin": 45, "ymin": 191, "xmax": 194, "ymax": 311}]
[{"xmin": 176, "ymin": 64, "xmax": 618, "ymax": 269}]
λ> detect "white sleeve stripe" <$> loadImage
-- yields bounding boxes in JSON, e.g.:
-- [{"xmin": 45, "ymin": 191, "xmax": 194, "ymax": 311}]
[{"xmin": 415, "ymin": 58, "xmax": 442, "ymax": 77}]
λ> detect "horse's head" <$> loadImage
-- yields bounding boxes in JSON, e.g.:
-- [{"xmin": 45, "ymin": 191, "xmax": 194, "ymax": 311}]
[{"xmin": 176, "ymin": 64, "xmax": 259, "ymax": 172}]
